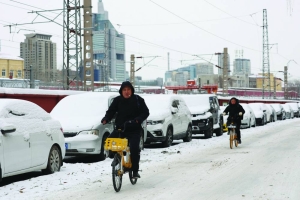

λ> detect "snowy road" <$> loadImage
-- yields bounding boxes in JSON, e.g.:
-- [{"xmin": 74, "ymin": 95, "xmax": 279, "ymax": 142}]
[{"xmin": 1, "ymin": 118, "xmax": 300, "ymax": 200}]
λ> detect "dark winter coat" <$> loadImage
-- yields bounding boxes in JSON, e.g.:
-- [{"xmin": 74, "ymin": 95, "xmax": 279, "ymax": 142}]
[
  {"xmin": 223, "ymin": 97, "xmax": 245, "ymax": 122},
  {"xmin": 101, "ymin": 81, "xmax": 150, "ymax": 132}
]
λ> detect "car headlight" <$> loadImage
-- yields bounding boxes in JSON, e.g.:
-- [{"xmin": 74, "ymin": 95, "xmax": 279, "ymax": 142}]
[
  {"xmin": 79, "ymin": 129, "xmax": 99, "ymax": 136},
  {"xmin": 147, "ymin": 120, "xmax": 164, "ymax": 125}
]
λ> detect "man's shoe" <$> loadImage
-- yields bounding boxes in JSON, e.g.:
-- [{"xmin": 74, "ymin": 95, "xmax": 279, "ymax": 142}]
[
  {"xmin": 132, "ymin": 171, "xmax": 141, "ymax": 179},
  {"xmin": 238, "ymin": 139, "xmax": 242, "ymax": 144}
]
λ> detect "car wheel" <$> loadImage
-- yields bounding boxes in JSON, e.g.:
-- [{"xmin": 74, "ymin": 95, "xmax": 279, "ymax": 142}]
[
  {"xmin": 215, "ymin": 118, "xmax": 223, "ymax": 136},
  {"xmin": 183, "ymin": 125, "xmax": 192, "ymax": 142},
  {"xmin": 99, "ymin": 134, "xmax": 108, "ymax": 161},
  {"xmin": 42, "ymin": 145, "xmax": 61, "ymax": 174},
  {"xmin": 139, "ymin": 131, "xmax": 144, "ymax": 150},
  {"xmin": 163, "ymin": 128, "xmax": 173, "ymax": 147},
  {"xmin": 205, "ymin": 121, "xmax": 213, "ymax": 139}
]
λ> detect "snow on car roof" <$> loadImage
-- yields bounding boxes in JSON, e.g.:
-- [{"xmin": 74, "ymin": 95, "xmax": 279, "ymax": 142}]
[
  {"xmin": 0, "ymin": 99, "xmax": 50, "ymax": 120},
  {"xmin": 50, "ymin": 92, "xmax": 119, "ymax": 118},
  {"xmin": 180, "ymin": 94, "xmax": 212, "ymax": 108}
]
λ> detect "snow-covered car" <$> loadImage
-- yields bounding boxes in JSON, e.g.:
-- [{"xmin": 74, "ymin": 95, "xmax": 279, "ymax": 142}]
[
  {"xmin": 282, "ymin": 104, "xmax": 293, "ymax": 119},
  {"xmin": 249, "ymin": 103, "xmax": 272, "ymax": 123},
  {"xmin": 0, "ymin": 99, "xmax": 65, "ymax": 181},
  {"xmin": 180, "ymin": 94, "xmax": 223, "ymax": 138},
  {"xmin": 240, "ymin": 103, "xmax": 256, "ymax": 128},
  {"xmin": 248, "ymin": 103, "xmax": 267, "ymax": 126},
  {"xmin": 51, "ymin": 92, "xmax": 147, "ymax": 159},
  {"xmin": 265, "ymin": 104, "xmax": 277, "ymax": 121},
  {"xmin": 270, "ymin": 104, "xmax": 286, "ymax": 120},
  {"xmin": 285, "ymin": 102, "xmax": 299, "ymax": 118},
  {"xmin": 141, "ymin": 95, "xmax": 192, "ymax": 147}
]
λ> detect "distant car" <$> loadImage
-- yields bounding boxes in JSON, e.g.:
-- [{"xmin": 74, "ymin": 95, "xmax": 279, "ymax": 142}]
[
  {"xmin": 51, "ymin": 92, "xmax": 147, "ymax": 159},
  {"xmin": 248, "ymin": 103, "xmax": 267, "ymax": 125},
  {"xmin": 180, "ymin": 94, "xmax": 223, "ymax": 138},
  {"xmin": 282, "ymin": 104, "xmax": 293, "ymax": 119},
  {"xmin": 285, "ymin": 102, "xmax": 299, "ymax": 118},
  {"xmin": 249, "ymin": 103, "xmax": 272, "ymax": 123},
  {"xmin": 0, "ymin": 99, "xmax": 65, "ymax": 181},
  {"xmin": 141, "ymin": 95, "xmax": 192, "ymax": 147},
  {"xmin": 240, "ymin": 103, "xmax": 256, "ymax": 128},
  {"xmin": 270, "ymin": 104, "xmax": 286, "ymax": 120},
  {"xmin": 265, "ymin": 104, "xmax": 277, "ymax": 121}
]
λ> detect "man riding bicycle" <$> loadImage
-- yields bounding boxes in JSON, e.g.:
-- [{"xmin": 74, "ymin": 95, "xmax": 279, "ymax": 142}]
[
  {"xmin": 223, "ymin": 97, "xmax": 245, "ymax": 144},
  {"xmin": 101, "ymin": 81, "xmax": 149, "ymax": 178}
]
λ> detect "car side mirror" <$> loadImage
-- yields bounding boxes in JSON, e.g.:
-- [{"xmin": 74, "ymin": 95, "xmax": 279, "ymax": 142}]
[
  {"xmin": 171, "ymin": 107, "xmax": 178, "ymax": 114},
  {"xmin": 1, "ymin": 124, "xmax": 16, "ymax": 134},
  {"xmin": 263, "ymin": 110, "xmax": 266, "ymax": 112}
]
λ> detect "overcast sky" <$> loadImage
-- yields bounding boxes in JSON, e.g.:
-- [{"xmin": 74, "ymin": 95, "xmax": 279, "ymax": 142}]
[{"xmin": 0, "ymin": 0, "xmax": 299, "ymax": 81}]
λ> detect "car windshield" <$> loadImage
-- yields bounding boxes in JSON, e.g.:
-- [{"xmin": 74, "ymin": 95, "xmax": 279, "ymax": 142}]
[
  {"xmin": 180, "ymin": 95, "xmax": 211, "ymax": 108},
  {"xmin": 248, "ymin": 103, "xmax": 262, "ymax": 111},
  {"xmin": 51, "ymin": 93, "xmax": 113, "ymax": 118},
  {"xmin": 142, "ymin": 95, "xmax": 170, "ymax": 110}
]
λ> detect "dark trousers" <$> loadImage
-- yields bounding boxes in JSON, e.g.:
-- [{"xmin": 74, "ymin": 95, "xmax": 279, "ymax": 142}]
[
  {"xmin": 108, "ymin": 130, "xmax": 141, "ymax": 172},
  {"xmin": 227, "ymin": 120, "xmax": 241, "ymax": 140}
]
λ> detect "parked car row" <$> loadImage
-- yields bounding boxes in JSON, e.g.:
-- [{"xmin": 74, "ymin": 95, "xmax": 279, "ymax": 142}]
[{"xmin": 1, "ymin": 93, "xmax": 299, "ymax": 182}]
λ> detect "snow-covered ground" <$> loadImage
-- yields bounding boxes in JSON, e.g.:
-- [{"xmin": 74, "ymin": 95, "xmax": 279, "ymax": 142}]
[{"xmin": 1, "ymin": 118, "xmax": 300, "ymax": 200}]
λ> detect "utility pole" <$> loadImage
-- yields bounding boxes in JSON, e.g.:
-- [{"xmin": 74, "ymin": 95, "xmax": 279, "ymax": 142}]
[
  {"xmin": 273, "ymin": 76, "xmax": 276, "ymax": 99},
  {"xmin": 29, "ymin": 65, "xmax": 34, "ymax": 88},
  {"xmin": 130, "ymin": 54, "xmax": 135, "ymax": 86},
  {"xmin": 223, "ymin": 48, "xmax": 229, "ymax": 96},
  {"xmin": 262, "ymin": 9, "xmax": 271, "ymax": 99},
  {"xmin": 284, "ymin": 66, "xmax": 288, "ymax": 99},
  {"xmin": 83, "ymin": 0, "xmax": 94, "ymax": 91}
]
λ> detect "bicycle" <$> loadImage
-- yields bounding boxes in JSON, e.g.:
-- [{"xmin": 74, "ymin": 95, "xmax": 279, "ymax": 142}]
[
  {"xmin": 228, "ymin": 121, "xmax": 238, "ymax": 149},
  {"xmin": 104, "ymin": 123, "xmax": 138, "ymax": 192}
]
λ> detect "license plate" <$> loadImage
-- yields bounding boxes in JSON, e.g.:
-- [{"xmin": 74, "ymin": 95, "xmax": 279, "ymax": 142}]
[{"xmin": 65, "ymin": 143, "xmax": 68, "ymax": 149}]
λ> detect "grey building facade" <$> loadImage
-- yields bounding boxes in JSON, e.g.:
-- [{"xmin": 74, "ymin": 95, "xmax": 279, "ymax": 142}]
[{"xmin": 20, "ymin": 33, "xmax": 57, "ymax": 82}]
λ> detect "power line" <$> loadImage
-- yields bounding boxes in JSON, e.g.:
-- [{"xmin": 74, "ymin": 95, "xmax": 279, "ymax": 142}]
[
  {"xmin": 115, "ymin": 14, "xmax": 257, "ymax": 27},
  {"xmin": 203, "ymin": 0, "xmax": 261, "ymax": 27},
  {"xmin": 148, "ymin": 0, "xmax": 261, "ymax": 52}
]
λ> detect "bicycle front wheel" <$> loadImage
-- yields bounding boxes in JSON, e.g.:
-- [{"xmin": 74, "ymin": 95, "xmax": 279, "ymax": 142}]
[
  {"xmin": 229, "ymin": 130, "xmax": 233, "ymax": 149},
  {"xmin": 129, "ymin": 171, "xmax": 138, "ymax": 185},
  {"xmin": 234, "ymin": 134, "xmax": 238, "ymax": 147},
  {"xmin": 112, "ymin": 154, "xmax": 122, "ymax": 192}
]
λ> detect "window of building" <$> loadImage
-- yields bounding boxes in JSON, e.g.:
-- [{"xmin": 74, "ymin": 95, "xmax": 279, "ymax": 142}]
[
  {"xmin": 116, "ymin": 54, "xmax": 124, "ymax": 61},
  {"xmin": 17, "ymin": 70, "xmax": 22, "ymax": 78},
  {"xmin": 9, "ymin": 70, "xmax": 14, "ymax": 77},
  {"xmin": 2, "ymin": 69, "xmax": 6, "ymax": 77}
]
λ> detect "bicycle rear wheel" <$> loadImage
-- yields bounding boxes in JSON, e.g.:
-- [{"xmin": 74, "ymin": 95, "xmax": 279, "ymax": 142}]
[
  {"xmin": 112, "ymin": 154, "xmax": 122, "ymax": 192},
  {"xmin": 229, "ymin": 130, "xmax": 233, "ymax": 149},
  {"xmin": 129, "ymin": 171, "xmax": 138, "ymax": 185}
]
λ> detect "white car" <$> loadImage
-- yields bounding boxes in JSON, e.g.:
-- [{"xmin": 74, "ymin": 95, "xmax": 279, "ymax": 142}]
[
  {"xmin": 240, "ymin": 103, "xmax": 256, "ymax": 128},
  {"xmin": 142, "ymin": 95, "xmax": 192, "ymax": 147},
  {"xmin": 0, "ymin": 99, "xmax": 65, "ymax": 181},
  {"xmin": 282, "ymin": 104, "xmax": 293, "ymax": 119},
  {"xmin": 180, "ymin": 94, "xmax": 223, "ymax": 138},
  {"xmin": 248, "ymin": 103, "xmax": 267, "ymax": 126},
  {"xmin": 51, "ymin": 92, "xmax": 148, "ymax": 159},
  {"xmin": 265, "ymin": 104, "xmax": 277, "ymax": 122},
  {"xmin": 270, "ymin": 104, "xmax": 286, "ymax": 120},
  {"xmin": 285, "ymin": 102, "xmax": 299, "ymax": 118}
]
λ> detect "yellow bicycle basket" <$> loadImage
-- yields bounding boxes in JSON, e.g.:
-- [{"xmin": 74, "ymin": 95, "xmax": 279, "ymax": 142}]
[{"xmin": 104, "ymin": 138, "xmax": 128, "ymax": 151}]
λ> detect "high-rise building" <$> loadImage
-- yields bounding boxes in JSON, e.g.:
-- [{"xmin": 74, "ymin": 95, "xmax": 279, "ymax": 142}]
[
  {"xmin": 92, "ymin": 0, "xmax": 125, "ymax": 81},
  {"xmin": 233, "ymin": 58, "xmax": 251, "ymax": 75},
  {"xmin": 20, "ymin": 33, "xmax": 57, "ymax": 82},
  {"xmin": 195, "ymin": 62, "xmax": 214, "ymax": 75}
]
